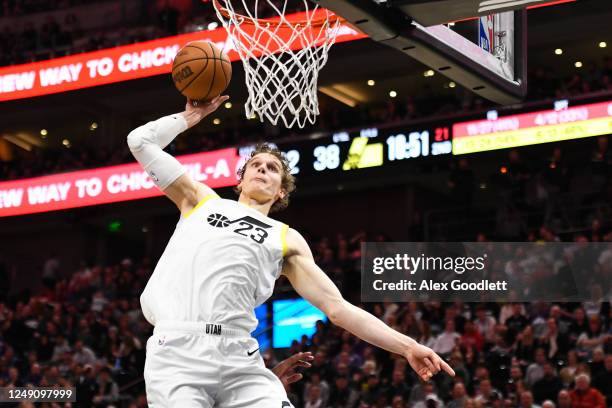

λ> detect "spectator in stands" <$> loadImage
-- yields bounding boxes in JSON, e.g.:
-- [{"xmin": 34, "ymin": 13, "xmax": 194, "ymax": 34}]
[
  {"xmin": 532, "ymin": 361, "xmax": 563, "ymax": 404},
  {"xmin": 24, "ymin": 362, "xmax": 42, "ymax": 386},
  {"xmin": 474, "ymin": 305, "xmax": 497, "ymax": 344},
  {"xmin": 93, "ymin": 366, "xmax": 119, "ymax": 407},
  {"xmin": 557, "ymin": 389, "xmax": 572, "ymax": 408},
  {"xmin": 75, "ymin": 364, "xmax": 99, "ymax": 407},
  {"xmin": 413, "ymin": 392, "xmax": 445, "ymax": 408},
  {"xmin": 432, "ymin": 319, "xmax": 460, "ymax": 357},
  {"xmin": 569, "ymin": 373, "xmax": 606, "ymax": 408},
  {"xmin": 475, "ymin": 378, "xmax": 501, "ymax": 406},
  {"xmin": 304, "ymin": 384, "xmax": 324, "ymax": 408},
  {"xmin": 520, "ymin": 390, "xmax": 540, "ymax": 408},
  {"xmin": 506, "ymin": 303, "xmax": 530, "ymax": 338},
  {"xmin": 384, "ymin": 368, "xmax": 410, "ymax": 402},
  {"xmin": 539, "ymin": 318, "xmax": 568, "ymax": 360},
  {"xmin": 6, "ymin": 366, "xmax": 21, "ymax": 386},
  {"xmin": 516, "ymin": 325, "xmax": 538, "ymax": 364},
  {"xmin": 589, "ymin": 354, "xmax": 610, "ymax": 404},
  {"xmin": 361, "ymin": 373, "xmax": 384, "ymax": 405},
  {"xmin": 461, "ymin": 320, "xmax": 484, "ymax": 352},
  {"xmin": 577, "ymin": 315, "xmax": 609, "ymax": 358},
  {"xmin": 303, "ymin": 371, "xmax": 330, "ymax": 407},
  {"xmin": 569, "ymin": 307, "xmax": 590, "ymax": 344},
  {"xmin": 72, "ymin": 339, "xmax": 96, "ymax": 366},
  {"xmin": 589, "ymin": 348, "xmax": 606, "ymax": 379},
  {"xmin": 328, "ymin": 374, "xmax": 359, "ymax": 408},
  {"xmin": 509, "ymin": 363, "xmax": 524, "ymax": 384},
  {"xmin": 51, "ymin": 334, "xmax": 71, "ymax": 361},
  {"xmin": 447, "ymin": 381, "xmax": 468, "ymax": 408},
  {"xmin": 525, "ymin": 348, "xmax": 548, "ymax": 387}
]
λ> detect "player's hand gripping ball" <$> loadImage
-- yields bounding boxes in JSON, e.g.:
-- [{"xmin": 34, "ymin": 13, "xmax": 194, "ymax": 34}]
[{"xmin": 172, "ymin": 41, "xmax": 232, "ymax": 103}]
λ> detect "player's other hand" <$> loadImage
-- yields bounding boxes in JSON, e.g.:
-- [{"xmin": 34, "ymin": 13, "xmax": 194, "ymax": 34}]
[
  {"xmin": 405, "ymin": 343, "xmax": 455, "ymax": 381},
  {"xmin": 271, "ymin": 351, "xmax": 314, "ymax": 390},
  {"xmin": 185, "ymin": 95, "xmax": 230, "ymax": 118}
]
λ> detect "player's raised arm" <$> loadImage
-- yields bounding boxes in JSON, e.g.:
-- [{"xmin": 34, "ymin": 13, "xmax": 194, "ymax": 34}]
[
  {"xmin": 282, "ymin": 228, "xmax": 455, "ymax": 381},
  {"xmin": 126, "ymin": 96, "xmax": 229, "ymax": 214}
]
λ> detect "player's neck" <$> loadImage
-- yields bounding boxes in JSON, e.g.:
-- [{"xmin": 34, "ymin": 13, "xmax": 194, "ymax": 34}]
[{"xmin": 237, "ymin": 194, "xmax": 272, "ymax": 216}]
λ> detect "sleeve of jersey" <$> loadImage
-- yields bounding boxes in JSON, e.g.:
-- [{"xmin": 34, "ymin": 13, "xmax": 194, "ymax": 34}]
[{"xmin": 126, "ymin": 113, "xmax": 188, "ymax": 191}]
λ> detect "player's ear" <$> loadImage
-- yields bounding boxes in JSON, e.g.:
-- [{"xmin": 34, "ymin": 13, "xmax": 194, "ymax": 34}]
[{"xmin": 277, "ymin": 188, "xmax": 286, "ymax": 201}]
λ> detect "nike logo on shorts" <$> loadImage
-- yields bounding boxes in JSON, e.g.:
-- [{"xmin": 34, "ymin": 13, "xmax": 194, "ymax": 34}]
[{"xmin": 247, "ymin": 347, "xmax": 260, "ymax": 356}]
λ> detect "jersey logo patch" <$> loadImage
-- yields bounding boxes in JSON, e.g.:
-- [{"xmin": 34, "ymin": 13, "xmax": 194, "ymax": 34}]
[{"xmin": 207, "ymin": 213, "xmax": 272, "ymax": 244}]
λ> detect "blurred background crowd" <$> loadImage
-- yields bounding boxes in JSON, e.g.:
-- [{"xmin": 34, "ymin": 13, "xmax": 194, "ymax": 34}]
[{"xmin": 0, "ymin": 225, "xmax": 610, "ymax": 407}]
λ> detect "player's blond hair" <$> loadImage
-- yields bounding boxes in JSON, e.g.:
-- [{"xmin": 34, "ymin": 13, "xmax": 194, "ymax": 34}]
[{"xmin": 235, "ymin": 143, "xmax": 296, "ymax": 213}]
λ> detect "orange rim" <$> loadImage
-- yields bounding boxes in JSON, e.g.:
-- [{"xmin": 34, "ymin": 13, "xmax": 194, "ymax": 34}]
[{"xmin": 212, "ymin": 0, "xmax": 344, "ymax": 28}]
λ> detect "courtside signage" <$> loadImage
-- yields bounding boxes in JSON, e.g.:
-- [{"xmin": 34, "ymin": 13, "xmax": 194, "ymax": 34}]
[
  {"xmin": 0, "ymin": 11, "xmax": 365, "ymax": 102},
  {"xmin": 452, "ymin": 100, "xmax": 612, "ymax": 154},
  {"xmin": 0, "ymin": 148, "xmax": 240, "ymax": 217}
]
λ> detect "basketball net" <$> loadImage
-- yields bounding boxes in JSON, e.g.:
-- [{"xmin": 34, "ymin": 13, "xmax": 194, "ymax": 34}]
[{"xmin": 212, "ymin": 0, "xmax": 342, "ymax": 128}]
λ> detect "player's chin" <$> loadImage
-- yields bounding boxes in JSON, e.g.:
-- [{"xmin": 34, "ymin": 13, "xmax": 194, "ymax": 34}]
[
  {"xmin": 247, "ymin": 184, "xmax": 268, "ymax": 195},
  {"xmin": 247, "ymin": 186, "xmax": 274, "ymax": 201}
]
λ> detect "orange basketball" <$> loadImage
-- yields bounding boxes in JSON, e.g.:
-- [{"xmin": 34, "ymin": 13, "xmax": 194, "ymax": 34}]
[{"xmin": 172, "ymin": 41, "xmax": 232, "ymax": 102}]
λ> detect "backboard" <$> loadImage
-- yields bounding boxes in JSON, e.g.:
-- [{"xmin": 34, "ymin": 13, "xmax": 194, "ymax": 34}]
[{"xmin": 313, "ymin": 0, "xmax": 533, "ymax": 104}]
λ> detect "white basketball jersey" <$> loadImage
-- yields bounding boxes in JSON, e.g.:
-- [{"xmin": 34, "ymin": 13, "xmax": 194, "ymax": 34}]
[{"xmin": 140, "ymin": 194, "xmax": 288, "ymax": 332}]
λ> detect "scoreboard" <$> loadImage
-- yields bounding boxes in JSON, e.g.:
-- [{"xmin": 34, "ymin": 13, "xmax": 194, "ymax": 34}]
[
  {"xmin": 237, "ymin": 96, "xmax": 611, "ymax": 179},
  {"xmin": 239, "ymin": 122, "xmax": 453, "ymax": 178}
]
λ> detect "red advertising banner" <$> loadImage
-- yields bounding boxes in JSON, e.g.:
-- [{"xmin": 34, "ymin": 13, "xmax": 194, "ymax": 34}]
[
  {"xmin": 0, "ymin": 11, "xmax": 366, "ymax": 102},
  {"xmin": 0, "ymin": 148, "xmax": 242, "ymax": 217}
]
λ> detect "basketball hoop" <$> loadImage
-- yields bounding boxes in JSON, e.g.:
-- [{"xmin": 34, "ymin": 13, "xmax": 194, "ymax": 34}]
[{"xmin": 211, "ymin": 0, "xmax": 343, "ymax": 128}]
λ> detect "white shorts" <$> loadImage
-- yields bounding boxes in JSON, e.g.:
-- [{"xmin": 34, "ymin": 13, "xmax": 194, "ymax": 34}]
[{"xmin": 144, "ymin": 321, "xmax": 294, "ymax": 408}]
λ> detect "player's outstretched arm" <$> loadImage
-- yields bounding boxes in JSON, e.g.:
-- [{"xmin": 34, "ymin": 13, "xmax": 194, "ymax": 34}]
[
  {"xmin": 126, "ymin": 96, "xmax": 229, "ymax": 214},
  {"xmin": 282, "ymin": 228, "xmax": 455, "ymax": 381}
]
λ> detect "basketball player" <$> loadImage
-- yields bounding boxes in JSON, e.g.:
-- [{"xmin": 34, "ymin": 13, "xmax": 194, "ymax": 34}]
[{"xmin": 127, "ymin": 96, "xmax": 454, "ymax": 407}]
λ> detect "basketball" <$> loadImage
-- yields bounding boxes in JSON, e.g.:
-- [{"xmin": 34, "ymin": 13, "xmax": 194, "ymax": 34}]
[{"xmin": 172, "ymin": 41, "xmax": 232, "ymax": 102}]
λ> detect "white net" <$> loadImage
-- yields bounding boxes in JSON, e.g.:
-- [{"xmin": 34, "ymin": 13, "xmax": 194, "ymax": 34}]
[{"xmin": 213, "ymin": 0, "xmax": 342, "ymax": 128}]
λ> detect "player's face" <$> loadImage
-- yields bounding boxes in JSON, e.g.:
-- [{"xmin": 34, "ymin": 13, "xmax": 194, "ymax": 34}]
[{"xmin": 241, "ymin": 153, "xmax": 285, "ymax": 202}]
